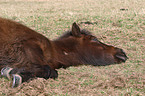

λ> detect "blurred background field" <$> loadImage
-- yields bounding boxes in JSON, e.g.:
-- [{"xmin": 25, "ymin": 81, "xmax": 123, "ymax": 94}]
[{"xmin": 0, "ymin": 0, "xmax": 145, "ymax": 95}]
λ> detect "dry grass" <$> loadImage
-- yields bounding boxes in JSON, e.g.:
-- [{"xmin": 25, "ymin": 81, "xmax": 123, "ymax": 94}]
[{"xmin": 0, "ymin": 0, "xmax": 145, "ymax": 96}]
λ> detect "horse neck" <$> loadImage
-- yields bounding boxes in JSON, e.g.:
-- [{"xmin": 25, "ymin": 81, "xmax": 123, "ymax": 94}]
[{"xmin": 51, "ymin": 40, "xmax": 83, "ymax": 69}]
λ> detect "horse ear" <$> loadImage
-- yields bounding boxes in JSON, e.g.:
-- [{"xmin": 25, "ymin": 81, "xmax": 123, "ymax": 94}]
[{"xmin": 72, "ymin": 22, "xmax": 81, "ymax": 37}]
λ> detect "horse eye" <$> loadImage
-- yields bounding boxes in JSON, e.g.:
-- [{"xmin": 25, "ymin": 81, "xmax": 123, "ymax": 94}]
[
  {"xmin": 92, "ymin": 38, "xmax": 98, "ymax": 41},
  {"xmin": 90, "ymin": 36, "xmax": 98, "ymax": 42}
]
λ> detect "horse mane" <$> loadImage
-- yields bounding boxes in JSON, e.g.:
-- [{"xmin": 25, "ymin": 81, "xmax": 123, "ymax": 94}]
[{"xmin": 57, "ymin": 29, "xmax": 92, "ymax": 40}]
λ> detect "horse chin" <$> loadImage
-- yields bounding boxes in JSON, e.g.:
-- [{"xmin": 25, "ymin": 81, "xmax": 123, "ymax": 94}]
[{"xmin": 86, "ymin": 58, "xmax": 116, "ymax": 66}]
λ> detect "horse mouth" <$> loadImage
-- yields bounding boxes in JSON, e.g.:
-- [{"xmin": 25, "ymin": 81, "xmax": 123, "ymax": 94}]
[
  {"xmin": 115, "ymin": 49, "xmax": 128, "ymax": 63},
  {"xmin": 115, "ymin": 54, "xmax": 128, "ymax": 62}
]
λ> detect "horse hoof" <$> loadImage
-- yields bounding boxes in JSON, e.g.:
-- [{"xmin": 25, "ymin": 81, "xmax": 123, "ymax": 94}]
[
  {"xmin": 1, "ymin": 67, "xmax": 13, "ymax": 79},
  {"xmin": 11, "ymin": 74, "xmax": 22, "ymax": 88}
]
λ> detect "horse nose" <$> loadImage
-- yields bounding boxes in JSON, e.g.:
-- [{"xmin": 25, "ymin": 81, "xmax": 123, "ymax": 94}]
[
  {"xmin": 120, "ymin": 49, "xmax": 129, "ymax": 59},
  {"xmin": 115, "ymin": 49, "xmax": 128, "ymax": 62}
]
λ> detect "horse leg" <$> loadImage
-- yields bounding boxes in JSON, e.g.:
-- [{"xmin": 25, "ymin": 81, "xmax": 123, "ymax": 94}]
[
  {"xmin": 1, "ymin": 67, "xmax": 22, "ymax": 88},
  {"xmin": 1, "ymin": 65, "xmax": 57, "ymax": 88},
  {"xmin": 0, "ymin": 40, "xmax": 58, "ymax": 87}
]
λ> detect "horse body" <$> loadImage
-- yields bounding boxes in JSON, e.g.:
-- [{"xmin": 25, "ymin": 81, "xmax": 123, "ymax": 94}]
[
  {"xmin": 0, "ymin": 17, "xmax": 55, "ymax": 82},
  {"xmin": 0, "ymin": 17, "xmax": 128, "ymax": 87}
]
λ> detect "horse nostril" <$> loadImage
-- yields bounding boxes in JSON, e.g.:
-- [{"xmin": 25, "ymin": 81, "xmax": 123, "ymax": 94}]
[
  {"xmin": 115, "ymin": 49, "xmax": 128, "ymax": 62},
  {"xmin": 115, "ymin": 54, "xmax": 128, "ymax": 62},
  {"xmin": 120, "ymin": 49, "xmax": 125, "ymax": 53}
]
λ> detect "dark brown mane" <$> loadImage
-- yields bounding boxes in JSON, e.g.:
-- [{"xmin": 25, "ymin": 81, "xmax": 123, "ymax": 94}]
[{"xmin": 57, "ymin": 29, "xmax": 92, "ymax": 40}]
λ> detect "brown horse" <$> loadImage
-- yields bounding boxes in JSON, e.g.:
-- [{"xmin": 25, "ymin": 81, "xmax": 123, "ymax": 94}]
[{"xmin": 0, "ymin": 17, "xmax": 128, "ymax": 87}]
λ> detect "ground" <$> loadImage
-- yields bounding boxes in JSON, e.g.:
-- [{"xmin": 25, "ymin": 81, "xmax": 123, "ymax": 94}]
[{"xmin": 0, "ymin": 0, "xmax": 145, "ymax": 96}]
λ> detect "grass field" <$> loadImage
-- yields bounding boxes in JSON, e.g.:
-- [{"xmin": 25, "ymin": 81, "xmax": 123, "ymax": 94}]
[{"xmin": 0, "ymin": 0, "xmax": 145, "ymax": 96}]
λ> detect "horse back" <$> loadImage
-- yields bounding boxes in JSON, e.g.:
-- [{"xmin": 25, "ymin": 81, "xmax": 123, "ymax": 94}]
[{"xmin": 0, "ymin": 17, "xmax": 52, "ymax": 69}]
